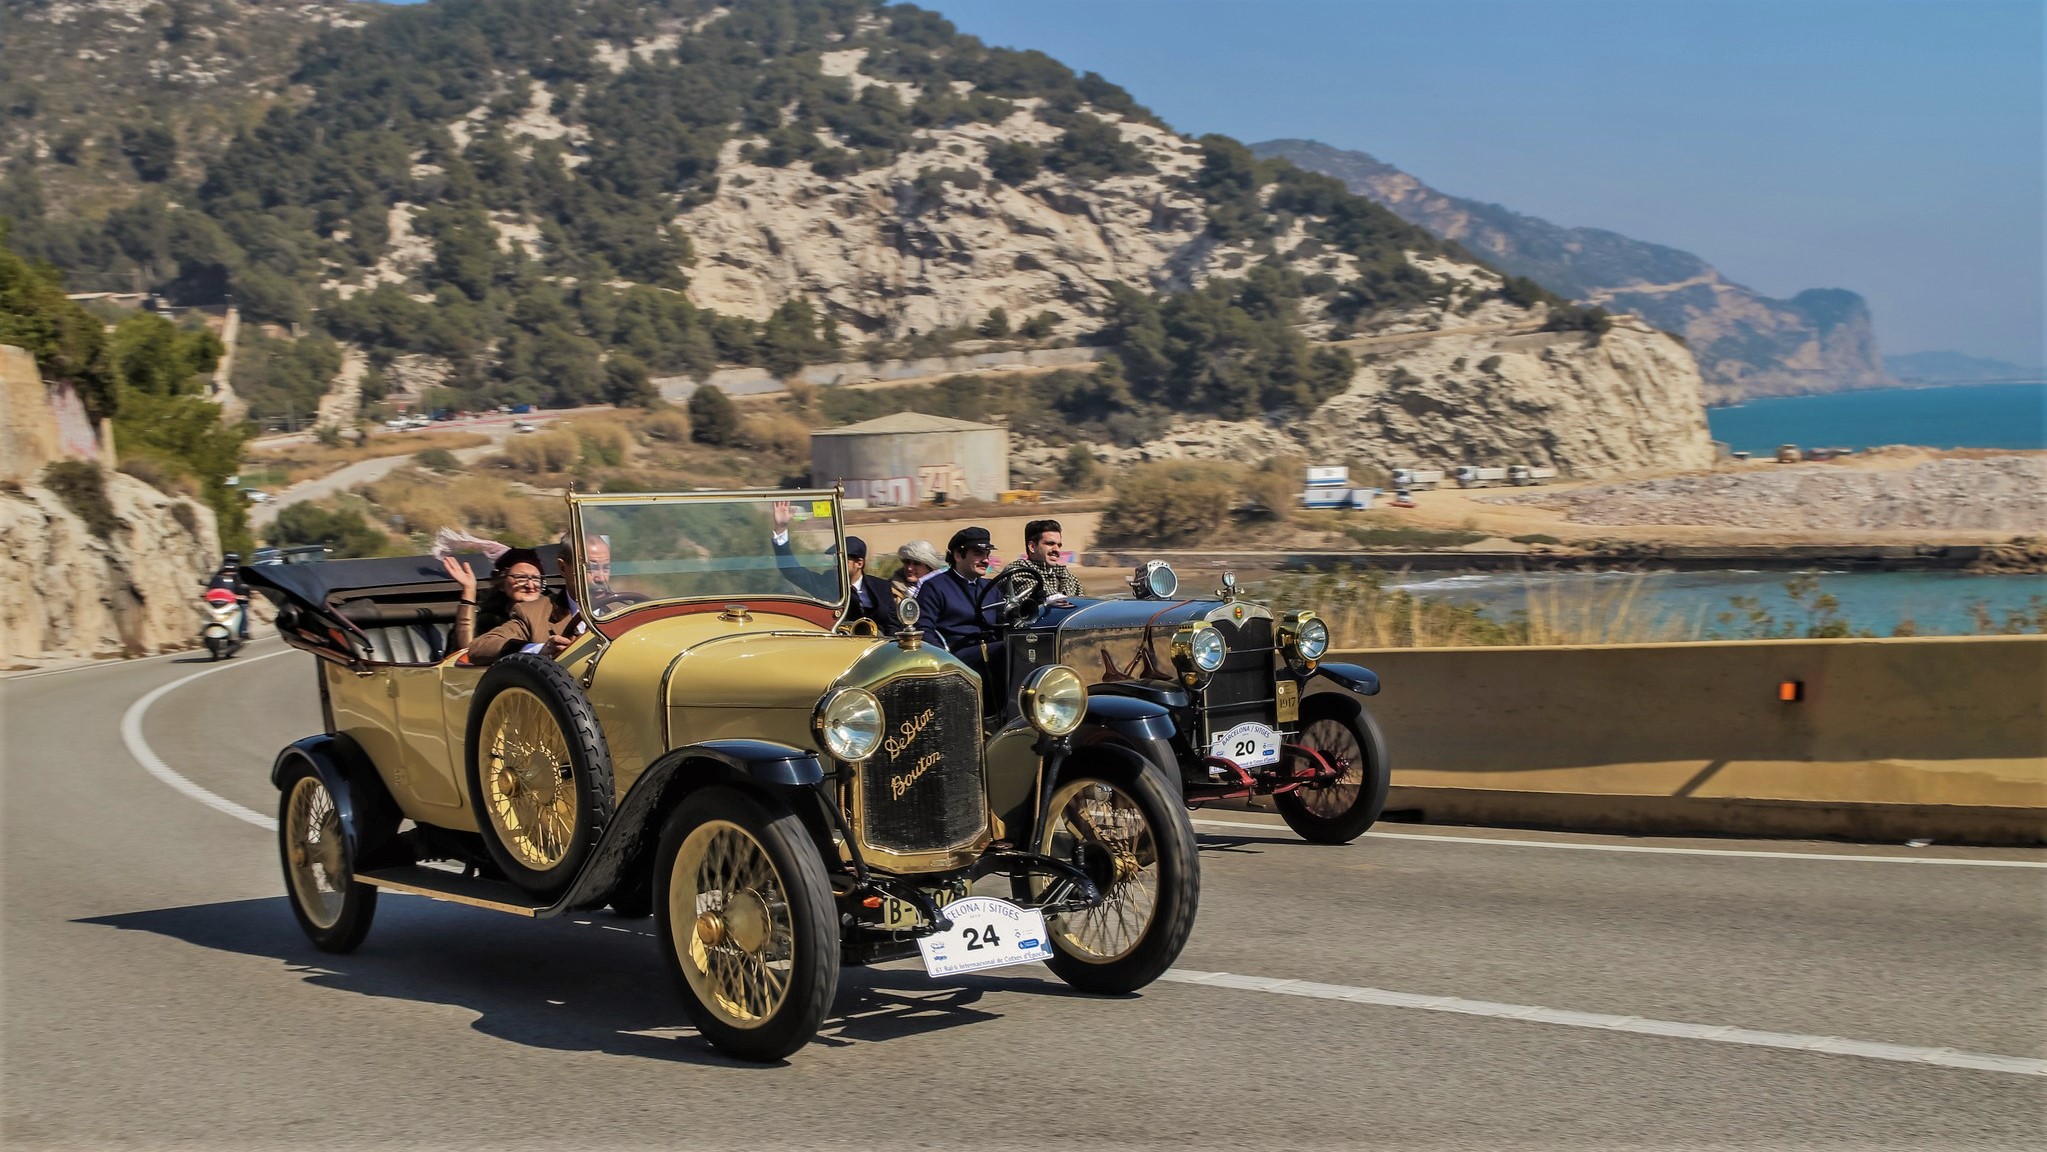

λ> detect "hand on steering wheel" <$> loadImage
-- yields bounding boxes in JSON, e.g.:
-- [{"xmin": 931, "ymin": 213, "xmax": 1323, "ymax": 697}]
[{"xmin": 976, "ymin": 567, "xmax": 1048, "ymax": 632}]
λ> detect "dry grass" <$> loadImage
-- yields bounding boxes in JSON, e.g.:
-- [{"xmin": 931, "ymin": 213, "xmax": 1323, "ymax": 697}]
[
  {"xmin": 359, "ymin": 466, "xmax": 564, "ymax": 549},
  {"xmin": 1257, "ymin": 569, "xmax": 1700, "ymax": 648},
  {"xmin": 246, "ymin": 430, "xmax": 490, "ymax": 488}
]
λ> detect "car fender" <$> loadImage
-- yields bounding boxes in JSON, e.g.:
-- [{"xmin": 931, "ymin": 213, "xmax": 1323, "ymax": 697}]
[
  {"xmin": 552, "ymin": 739, "xmax": 827, "ymax": 911},
  {"xmin": 270, "ymin": 732, "xmax": 401, "ymax": 864},
  {"xmin": 1075, "ymin": 694, "xmax": 1181, "ymax": 796},
  {"xmin": 1310, "ymin": 662, "xmax": 1380, "ymax": 696}
]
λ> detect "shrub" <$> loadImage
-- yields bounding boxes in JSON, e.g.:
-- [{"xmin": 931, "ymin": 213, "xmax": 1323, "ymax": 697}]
[
  {"xmin": 1243, "ymin": 456, "xmax": 1300, "ymax": 523},
  {"xmin": 977, "ymin": 307, "xmax": 1011, "ymax": 338},
  {"xmin": 117, "ymin": 453, "xmax": 200, "ymax": 500},
  {"xmin": 1018, "ymin": 311, "xmax": 1059, "ymax": 339},
  {"xmin": 270, "ymin": 501, "xmax": 387, "ymax": 558},
  {"xmin": 637, "ymin": 409, "xmax": 691, "ymax": 443},
  {"xmin": 413, "ymin": 448, "xmax": 462, "ymax": 472},
  {"xmin": 501, "ymin": 429, "xmax": 579, "ymax": 473},
  {"xmin": 169, "ymin": 502, "xmax": 199, "ymax": 538},
  {"xmin": 1098, "ymin": 461, "xmax": 1239, "ymax": 546},
  {"xmin": 985, "ymin": 140, "xmax": 1042, "ymax": 185},
  {"xmin": 688, "ymin": 385, "xmax": 741, "ymax": 445},
  {"xmin": 1058, "ymin": 443, "xmax": 1104, "ymax": 491},
  {"xmin": 575, "ymin": 423, "xmax": 631, "ymax": 468},
  {"xmin": 742, "ymin": 412, "xmax": 813, "ymax": 457},
  {"xmin": 315, "ymin": 426, "xmax": 343, "ymax": 448},
  {"xmin": 43, "ymin": 460, "xmax": 121, "ymax": 540}
]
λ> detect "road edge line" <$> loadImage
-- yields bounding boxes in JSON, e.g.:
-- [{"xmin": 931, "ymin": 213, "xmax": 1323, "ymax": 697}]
[{"xmin": 119, "ymin": 651, "xmax": 290, "ymax": 831}]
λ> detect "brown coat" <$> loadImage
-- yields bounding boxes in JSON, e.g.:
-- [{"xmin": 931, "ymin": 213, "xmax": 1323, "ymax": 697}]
[{"xmin": 466, "ymin": 596, "xmax": 580, "ymax": 664}]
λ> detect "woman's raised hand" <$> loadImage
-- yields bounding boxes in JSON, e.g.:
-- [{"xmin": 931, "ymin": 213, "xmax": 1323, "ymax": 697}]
[{"xmin": 439, "ymin": 554, "xmax": 478, "ymax": 600}]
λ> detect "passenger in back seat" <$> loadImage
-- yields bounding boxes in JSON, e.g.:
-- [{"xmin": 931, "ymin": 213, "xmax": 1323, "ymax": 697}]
[{"xmin": 465, "ymin": 548, "xmax": 580, "ymax": 664}]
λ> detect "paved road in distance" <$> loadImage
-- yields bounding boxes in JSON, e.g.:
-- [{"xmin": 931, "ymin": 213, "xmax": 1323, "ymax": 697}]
[{"xmin": 3, "ymin": 646, "xmax": 2040, "ymax": 1149}]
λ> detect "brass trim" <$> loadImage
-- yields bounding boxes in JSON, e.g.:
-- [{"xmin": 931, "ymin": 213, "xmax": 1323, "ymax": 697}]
[
  {"xmin": 1170, "ymin": 621, "xmax": 1224, "ymax": 687},
  {"xmin": 844, "ymin": 668, "xmax": 992, "ymax": 874},
  {"xmin": 356, "ymin": 873, "xmax": 541, "ymax": 917}
]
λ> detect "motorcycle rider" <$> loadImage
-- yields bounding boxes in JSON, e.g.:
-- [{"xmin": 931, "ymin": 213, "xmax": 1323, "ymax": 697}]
[{"xmin": 205, "ymin": 554, "xmax": 252, "ymax": 640}]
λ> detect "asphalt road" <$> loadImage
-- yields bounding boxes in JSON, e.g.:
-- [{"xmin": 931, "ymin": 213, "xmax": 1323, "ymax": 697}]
[{"xmin": 4, "ymin": 645, "xmax": 2042, "ymax": 1150}]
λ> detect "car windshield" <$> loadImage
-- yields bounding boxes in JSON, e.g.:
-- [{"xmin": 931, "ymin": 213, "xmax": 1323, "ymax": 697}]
[{"xmin": 572, "ymin": 493, "xmax": 846, "ymax": 620}]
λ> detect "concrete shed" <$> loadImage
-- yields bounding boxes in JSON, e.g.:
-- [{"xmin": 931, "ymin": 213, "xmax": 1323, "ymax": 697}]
[{"xmin": 810, "ymin": 412, "xmax": 1010, "ymax": 506}]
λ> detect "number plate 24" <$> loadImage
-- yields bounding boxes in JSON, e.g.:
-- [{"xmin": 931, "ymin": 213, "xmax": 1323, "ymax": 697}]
[{"xmin": 916, "ymin": 897, "xmax": 1052, "ymax": 977}]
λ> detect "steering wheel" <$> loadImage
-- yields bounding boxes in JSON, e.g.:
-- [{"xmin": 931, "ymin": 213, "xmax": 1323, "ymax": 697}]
[
  {"xmin": 589, "ymin": 590, "xmax": 652, "ymax": 618},
  {"xmin": 975, "ymin": 567, "xmax": 1049, "ymax": 633}
]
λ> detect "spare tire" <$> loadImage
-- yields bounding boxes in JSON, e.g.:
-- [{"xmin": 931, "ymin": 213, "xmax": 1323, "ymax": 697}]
[{"xmin": 465, "ymin": 652, "xmax": 615, "ymax": 898}]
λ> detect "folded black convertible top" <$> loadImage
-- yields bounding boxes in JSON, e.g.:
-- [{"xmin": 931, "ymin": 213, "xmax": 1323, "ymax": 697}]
[{"xmin": 244, "ymin": 545, "xmax": 567, "ymax": 610}]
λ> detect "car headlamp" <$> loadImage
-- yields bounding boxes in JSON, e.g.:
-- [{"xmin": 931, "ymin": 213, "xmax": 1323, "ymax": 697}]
[
  {"xmin": 1171, "ymin": 621, "xmax": 1228, "ymax": 683},
  {"xmin": 1130, "ymin": 560, "xmax": 1178, "ymax": 600},
  {"xmin": 1279, "ymin": 611, "xmax": 1330, "ymax": 665},
  {"xmin": 815, "ymin": 687, "xmax": 884, "ymax": 762},
  {"xmin": 1017, "ymin": 665, "xmax": 1086, "ymax": 736}
]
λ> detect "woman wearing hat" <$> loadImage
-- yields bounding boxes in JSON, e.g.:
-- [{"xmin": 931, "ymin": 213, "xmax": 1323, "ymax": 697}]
[{"xmin": 449, "ymin": 547, "xmax": 581, "ymax": 664}]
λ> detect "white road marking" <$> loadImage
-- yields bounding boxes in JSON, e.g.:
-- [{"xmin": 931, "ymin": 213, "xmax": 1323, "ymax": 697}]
[
  {"xmin": 4, "ymin": 647, "xmax": 203, "ymax": 681},
  {"xmin": 118, "ymin": 649, "xmax": 2045, "ymax": 1078},
  {"xmin": 1191, "ymin": 817, "xmax": 2047, "ymax": 869},
  {"xmin": 1159, "ymin": 969, "xmax": 2047, "ymax": 1077},
  {"xmin": 120, "ymin": 650, "xmax": 291, "ymax": 831}
]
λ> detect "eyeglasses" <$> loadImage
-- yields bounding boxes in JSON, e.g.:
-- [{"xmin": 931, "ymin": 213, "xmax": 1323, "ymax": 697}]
[{"xmin": 504, "ymin": 574, "xmax": 544, "ymax": 586}]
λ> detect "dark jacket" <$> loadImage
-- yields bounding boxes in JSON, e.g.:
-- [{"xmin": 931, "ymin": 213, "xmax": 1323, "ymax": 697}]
[
  {"xmin": 914, "ymin": 568, "xmax": 997, "ymax": 655},
  {"xmin": 467, "ymin": 595, "xmax": 580, "ymax": 664},
  {"xmin": 844, "ymin": 572, "xmax": 901, "ymax": 633}
]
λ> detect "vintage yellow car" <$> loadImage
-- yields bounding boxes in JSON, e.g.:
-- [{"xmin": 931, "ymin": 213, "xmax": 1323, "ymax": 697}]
[{"xmin": 249, "ymin": 490, "xmax": 1199, "ymax": 1062}]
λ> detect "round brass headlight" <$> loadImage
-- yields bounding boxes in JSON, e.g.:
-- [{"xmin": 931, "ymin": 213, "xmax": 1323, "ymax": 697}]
[
  {"xmin": 815, "ymin": 688, "xmax": 883, "ymax": 762},
  {"xmin": 1171, "ymin": 621, "xmax": 1228, "ymax": 682},
  {"xmin": 1279, "ymin": 611, "xmax": 1331, "ymax": 665},
  {"xmin": 1018, "ymin": 665, "xmax": 1086, "ymax": 736}
]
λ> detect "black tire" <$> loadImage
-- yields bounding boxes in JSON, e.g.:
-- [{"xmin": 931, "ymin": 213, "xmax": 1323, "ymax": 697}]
[
  {"xmin": 1025, "ymin": 753, "xmax": 1199, "ymax": 995},
  {"xmin": 654, "ymin": 786, "xmax": 839, "ymax": 1062},
  {"xmin": 608, "ymin": 867, "xmax": 654, "ymax": 919},
  {"xmin": 1273, "ymin": 698, "xmax": 1390, "ymax": 844},
  {"xmin": 277, "ymin": 764, "xmax": 378, "ymax": 953},
  {"xmin": 464, "ymin": 652, "xmax": 615, "ymax": 898}
]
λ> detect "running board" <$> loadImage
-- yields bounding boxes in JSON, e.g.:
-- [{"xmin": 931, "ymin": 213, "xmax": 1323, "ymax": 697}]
[{"xmin": 356, "ymin": 865, "xmax": 552, "ymax": 917}]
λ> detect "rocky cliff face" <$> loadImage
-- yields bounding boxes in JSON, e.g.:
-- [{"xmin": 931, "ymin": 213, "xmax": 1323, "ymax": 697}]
[
  {"xmin": 0, "ymin": 470, "xmax": 221, "ymax": 667},
  {"xmin": 0, "ymin": 344, "xmax": 219, "ymax": 667},
  {"xmin": 1254, "ymin": 139, "xmax": 1895, "ymax": 403}
]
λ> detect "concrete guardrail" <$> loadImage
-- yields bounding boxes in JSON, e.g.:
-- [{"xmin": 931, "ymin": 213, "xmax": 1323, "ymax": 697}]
[{"xmin": 1308, "ymin": 634, "xmax": 2047, "ymax": 846}]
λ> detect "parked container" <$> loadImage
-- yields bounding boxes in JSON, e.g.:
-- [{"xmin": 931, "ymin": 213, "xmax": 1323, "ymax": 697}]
[
  {"xmin": 1454, "ymin": 466, "xmax": 1509, "ymax": 488},
  {"xmin": 1391, "ymin": 468, "xmax": 1445, "ymax": 491}
]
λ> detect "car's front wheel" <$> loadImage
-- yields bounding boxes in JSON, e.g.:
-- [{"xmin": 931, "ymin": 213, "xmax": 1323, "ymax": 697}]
[
  {"xmin": 1273, "ymin": 698, "xmax": 1390, "ymax": 844},
  {"xmin": 654, "ymin": 786, "xmax": 839, "ymax": 1062},
  {"xmin": 277, "ymin": 765, "xmax": 377, "ymax": 953},
  {"xmin": 1027, "ymin": 753, "xmax": 1199, "ymax": 995}
]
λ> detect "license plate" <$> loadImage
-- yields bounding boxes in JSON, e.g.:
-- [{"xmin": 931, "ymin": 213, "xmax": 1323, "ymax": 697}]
[
  {"xmin": 880, "ymin": 895, "xmax": 926, "ymax": 931},
  {"xmin": 917, "ymin": 897, "xmax": 1053, "ymax": 977},
  {"xmin": 1212, "ymin": 721, "xmax": 1280, "ymax": 768}
]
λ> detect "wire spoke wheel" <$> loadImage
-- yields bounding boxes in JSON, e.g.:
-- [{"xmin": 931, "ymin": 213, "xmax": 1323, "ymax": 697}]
[
  {"xmin": 479, "ymin": 687, "xmax": 578, "ymax": 871},
  {"xmin": 670, "ymin": 820, "xmax": 796, "ymax": 1030},
  {"xmin": 1291, "ymin": 718, "xmax": 1364, "ymax": 820},
  {"xmin": 284, "ymin": 775, "xmax": 348, "ymax": 930},
  {"xmin": 1039, "ymin": 777, "xmax": 1161, "ymax": 965}
]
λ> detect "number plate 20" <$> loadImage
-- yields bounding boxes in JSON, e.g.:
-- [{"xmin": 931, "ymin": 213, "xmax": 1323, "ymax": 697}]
[{"xmin": 1211, "ymin": 721, "xmax": 1280, "ymax": 768}]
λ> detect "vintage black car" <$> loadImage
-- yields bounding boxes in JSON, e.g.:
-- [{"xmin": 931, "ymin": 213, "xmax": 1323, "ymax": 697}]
[{"xmin": 977, "ymin": 561, "xmax": 1389, "ymax": 843}]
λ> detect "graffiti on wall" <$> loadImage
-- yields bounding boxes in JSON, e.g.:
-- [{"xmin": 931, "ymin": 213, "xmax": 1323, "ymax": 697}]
[{"xmin": 837, "ymin": 462, "xmax": 974, "ymax": 507}]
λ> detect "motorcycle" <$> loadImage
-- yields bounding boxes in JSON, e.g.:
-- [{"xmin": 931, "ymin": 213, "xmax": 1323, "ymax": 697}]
[{"xmin": 200, "ymin": 588, "xmax": 246, "ymax": 660}]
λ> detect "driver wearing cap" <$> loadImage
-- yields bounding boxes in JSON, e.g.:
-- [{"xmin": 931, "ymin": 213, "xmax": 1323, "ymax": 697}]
[{"xmin": 911, "ymin": 526, "xmax": 1001, "ymax": 671}]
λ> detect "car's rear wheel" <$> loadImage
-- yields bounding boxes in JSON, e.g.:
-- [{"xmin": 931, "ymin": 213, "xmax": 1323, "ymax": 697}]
[
  {"xmin": 277, "ymin": 766, "xmax": 377, "ymax": 953},
  {"xmin": 1024, "ymin": 754, "xmax": 1199, "ymax": 994},
  {"xmin": 464, "ymin": 653, "xmax": 614, "ymax": 899},
  {"xmin": 654, "ymin": 787, "xmax": 838, "ymax": 1062},
  {"xmin": 1273, "ymin": 699, "xmax": 1389, "ymax": 844}
]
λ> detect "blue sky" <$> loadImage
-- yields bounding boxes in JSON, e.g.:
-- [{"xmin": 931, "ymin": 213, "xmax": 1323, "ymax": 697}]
[{"xmin": 383, "ymin": 1, "xmax": 2043, "ymax": 364}]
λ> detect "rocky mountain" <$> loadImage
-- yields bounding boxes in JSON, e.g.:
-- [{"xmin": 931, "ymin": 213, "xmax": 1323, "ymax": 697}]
[
  {"xmin": 0, "ymin": 0, "xmax": 375, "ymax": 280},
  {"xmin": 1254, "ymin": 139, "xmax": 1895, "ymax": 404},
  {"xmin": 1885, "ymin": 351, "xmax": 2043, "ymax": 385},
  {"xmin": 5, "ymin": 0, "xmax": 1712, "ymax": 478}
]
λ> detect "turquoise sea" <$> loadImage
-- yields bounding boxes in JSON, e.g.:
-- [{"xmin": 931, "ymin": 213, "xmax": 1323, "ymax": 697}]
[
  {"xmin": 1706, "ymin": 381, "xmax": 2046, "ymax": 454},
  {"xmin": 1397, "ymin": 570, "xmax": 2047, "ymax": 639}
]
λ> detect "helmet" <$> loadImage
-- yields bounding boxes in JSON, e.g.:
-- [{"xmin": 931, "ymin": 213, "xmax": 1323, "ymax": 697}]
[{"xmin": 223, "ymin": 552, "xmax": 241, "ymax": 565}]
